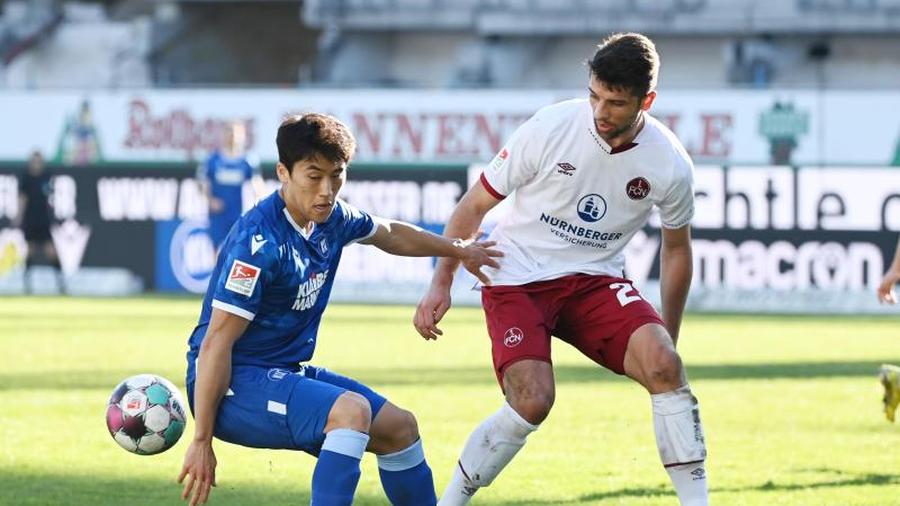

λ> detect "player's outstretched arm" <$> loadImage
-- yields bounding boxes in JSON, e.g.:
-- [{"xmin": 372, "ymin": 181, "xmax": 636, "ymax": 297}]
[
  {"xmin": 878, "ymin": 236, "xmax": 900, "ymax": 304},
  {"xmin": 659, "ymin": 225, "xmax": 693, "ymax": 346},
  {"xmin": 363, "ymin": 218, "xmax": 502, "ymax": 283},
  {"xmin": 413, "ymin": 182, "xmax": 502, "ymax": 340},
  {"xmin": 178, "ymin": 309, "xmax": 248, "ymax": 506}
]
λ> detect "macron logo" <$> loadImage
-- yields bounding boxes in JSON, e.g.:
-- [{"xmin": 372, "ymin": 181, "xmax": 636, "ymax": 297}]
[{"xmin": 251, "ymin": 234, "xmax": 267, "ymax": 255}]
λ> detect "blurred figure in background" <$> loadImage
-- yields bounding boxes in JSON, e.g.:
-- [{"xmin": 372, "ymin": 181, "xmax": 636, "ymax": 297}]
[
  {"xmin": 877, "ymin": 236, "xmax": 899, "ymax": 305},
  {"xmin": 58, "ymin": 100, "xmax": 102, "ymax": 166},
  {"xmin": 198, "ymin": 120, "xmax": 268, "ymax": 251},
  {"xmin": 15, "ymin": 151, "xmax": 64, "ymax": 294},
  {"xmin": 877, "ymin": 236, "xmax": 900, "ymax": 423}
]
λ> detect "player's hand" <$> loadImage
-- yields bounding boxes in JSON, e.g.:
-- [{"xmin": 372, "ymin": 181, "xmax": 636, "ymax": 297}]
[
  {"xmin": 414, "ymin": 284, "xmax": 452, "ymax": 340},
  {"xmin": 877, "ymin": 270, "xmax": 900, "ymax": 304},
  {"xmin": 178, "ymin": 440, "xmax": 217, "ymax": 506},
  {"xmin": 456, "ymin": 231, "xmax": 503, "ymax": 286}
]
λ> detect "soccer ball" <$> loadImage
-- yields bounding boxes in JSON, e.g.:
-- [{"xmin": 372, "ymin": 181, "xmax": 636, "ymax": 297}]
[{"xmin": 106, "ymin": 374, "xmax": 187, "ymax": 455}]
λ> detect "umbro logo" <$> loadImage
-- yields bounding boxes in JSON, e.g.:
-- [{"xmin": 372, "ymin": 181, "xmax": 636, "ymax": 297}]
[
  {"xmin": 690, "ymin": 467, "xmax": 706, "ymax": 481},
  {"xmin": 556, "ymin": 162, "xmax": 576, "ymax": 176}
]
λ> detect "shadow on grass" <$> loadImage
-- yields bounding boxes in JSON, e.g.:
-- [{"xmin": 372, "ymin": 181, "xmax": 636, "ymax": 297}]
[
  {"xmin": 0, "ymin": 470, "xmax": 392, "ymax": 506},
  {"xmin": 0, "ymin": 466, "xmax": 895, "ymax": 506},
  {"xmin": 493, "ymin": 469, "xmax": 900, "ymax": 505},
  {"xmin": 2, "ymin": 360, "xmax": 897, "ymax": 391}
]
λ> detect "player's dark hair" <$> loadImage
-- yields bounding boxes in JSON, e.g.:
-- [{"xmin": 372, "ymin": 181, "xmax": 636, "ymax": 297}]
[
  {"xmin": 588, "ymin": 33, "xmax": 659, "ymax": 98},
  {"xmin": 276, "ymin": 113, "xmax": 356, "ymax": 172}
]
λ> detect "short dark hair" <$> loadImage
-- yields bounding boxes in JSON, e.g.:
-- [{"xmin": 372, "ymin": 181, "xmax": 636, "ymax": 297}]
[
  {"xmin": 276, "ymin": 113, "xmax": 356, "ymax": 172},
  {"xmin": 588, "ymin": 33, "xmax": 659, "ymax": 98}
]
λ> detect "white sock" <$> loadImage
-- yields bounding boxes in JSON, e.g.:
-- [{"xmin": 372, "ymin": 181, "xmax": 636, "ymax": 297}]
[
  {"xmin": 651, "ymin": 385, "xmax": 708, "ymax": 506},
  {"xmin": 666, "ymin": 462, "xmax": 708, "ymax": 506},
  {"xmin": 439, "ymin": 402, "xmax": 538, "ymax": 506}
]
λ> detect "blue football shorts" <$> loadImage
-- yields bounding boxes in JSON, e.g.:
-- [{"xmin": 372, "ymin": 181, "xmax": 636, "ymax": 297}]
[{"xmin": 187, "ymin": 364, "xmax": 387, "ymax": 455}]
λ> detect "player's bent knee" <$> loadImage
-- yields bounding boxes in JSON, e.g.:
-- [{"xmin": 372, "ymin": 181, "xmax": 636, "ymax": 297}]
[
  {"xmin": 327, "ymin": 391, "xmax": 372, "ymax": 433},
  {"xmin": 647, "ymin": 348, "xmax": 684, "ymax": 389},
  {"xmin": 508, "ymin": 390, "xmax": 554, "ymax": 425},
  {"xmin": 382, "ymin": 408, "xmax": 420, "ymax": 448},
  {"xmin": 395, "ymin": 409, "xmax": 419, "ymax": 445}
]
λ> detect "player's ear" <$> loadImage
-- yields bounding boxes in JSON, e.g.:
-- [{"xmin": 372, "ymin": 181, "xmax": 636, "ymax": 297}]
[
  {"xmin": 276, "ymin": 162, "xmax": 291, "ymax": 183},
  {"xmin": 641, "ymin": 90, "xmax": 657, "ymax": 111}
]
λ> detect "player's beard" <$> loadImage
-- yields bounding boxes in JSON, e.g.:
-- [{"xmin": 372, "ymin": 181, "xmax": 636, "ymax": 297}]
[{"xmin": 596, "ymin": 110, "xmax": 643, "ymax": 144}]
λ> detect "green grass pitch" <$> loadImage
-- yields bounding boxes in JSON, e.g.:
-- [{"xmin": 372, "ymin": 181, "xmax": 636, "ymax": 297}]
[{"xmin": 1, "ymin": 296, "xmax": 898, "ymax": 505}]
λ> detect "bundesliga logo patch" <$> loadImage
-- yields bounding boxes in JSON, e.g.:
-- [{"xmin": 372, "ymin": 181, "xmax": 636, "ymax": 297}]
[
  {"xmin": 225, "ymin": 259, "xmax": 261, "ymax": 297},
  {"xmin": 489, "ymin": 148, "xmax": 509, "ymax": 172}
]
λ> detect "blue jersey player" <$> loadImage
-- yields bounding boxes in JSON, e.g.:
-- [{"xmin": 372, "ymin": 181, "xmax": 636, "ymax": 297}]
[
  {"xmin": 177, "ymin": 113, "xmax": 502, "ymax": 506},
  {"xmin": 199, "ymin": 121, "xmax": 267, "ymax": 249}
]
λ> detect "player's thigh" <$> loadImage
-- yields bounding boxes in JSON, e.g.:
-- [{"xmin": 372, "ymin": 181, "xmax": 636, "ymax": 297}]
[
  {"xmin": 199, "ymin": 366, "xmax": 346, "ymax": 452},
  {"xmin": 481, "ymin": 284, "xmax": 560, "ymax": 389},
  {"xmin": 556, "ymin": 276, "xmax": 664, "ymax": 375},
  {"xmin": 302, "ymin": 365, "xmax": 388, "ymax": 419}
]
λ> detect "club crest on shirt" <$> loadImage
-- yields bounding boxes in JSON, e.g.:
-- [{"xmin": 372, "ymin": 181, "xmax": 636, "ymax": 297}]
[
  {"xmin": 225, "ymin": 259, "xmax": 261, "ymax": 297},
  {"xmin": 626, "ymin": 177, "xmax": 651, "ymax": 200},
  {"xmin": 319, "ymin": 238, "xmax": 329, "ymax": 255},
  {"xmin": 576, "ymin": 194, "xmax": 607, "ymax": 223}
]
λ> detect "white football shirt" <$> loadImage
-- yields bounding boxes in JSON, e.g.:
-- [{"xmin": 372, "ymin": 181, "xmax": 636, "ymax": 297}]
[{"xmin": 480, "ymin": 99, "xmax": 694, "ymax": 286}]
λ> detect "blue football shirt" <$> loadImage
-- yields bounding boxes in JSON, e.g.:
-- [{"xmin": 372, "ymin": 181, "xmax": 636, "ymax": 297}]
[
  {"xmin": 186, "ymin": 190, "xmax": 376, "ymax": 384},
  {"xmin": 201, "ymin": 151, "xmax": 258, "ymax": 224}
]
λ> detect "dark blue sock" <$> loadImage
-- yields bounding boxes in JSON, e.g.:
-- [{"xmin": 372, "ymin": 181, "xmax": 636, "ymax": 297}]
[
  {"xmin": 311, "ymin": 429, "xmax": 369, "ymax": 506},
  {"xmin": 377, "ymin": 439, "xmax": 437, "ymax": 506}
]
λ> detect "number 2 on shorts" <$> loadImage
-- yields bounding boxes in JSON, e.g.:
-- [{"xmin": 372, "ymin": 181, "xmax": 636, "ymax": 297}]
[{"xmin": 610, "ymin": 282, "xmax": 643, "ymax": 306}]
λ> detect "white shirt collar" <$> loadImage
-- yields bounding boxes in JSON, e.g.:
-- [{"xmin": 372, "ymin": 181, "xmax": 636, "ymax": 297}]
[
  {"xmin": 282, "ymin": 207, "xmax": 315, "ymax": 240},
  {"xmin": 583, "ymin": 101, "xmax": 644, "ymax": 155}
]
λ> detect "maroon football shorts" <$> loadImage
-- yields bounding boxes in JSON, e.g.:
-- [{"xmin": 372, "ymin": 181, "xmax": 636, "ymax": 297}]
[{"xmin": 481, "ymin": 273, "xmax": 665, "ymax": 387}]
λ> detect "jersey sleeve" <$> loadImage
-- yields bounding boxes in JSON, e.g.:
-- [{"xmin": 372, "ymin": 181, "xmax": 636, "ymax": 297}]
[
  {"xmin": 210, "ymin": 224, "xmax": 278, "ymax": 321},
  {"xmin": 480, "ymin": 116, "xmax": 542, "ymax": 198},
  {"xmin": 335, "ymin": 199, "xmax": 377, "ymax": 246},
  {"xmin": 657, "ymin": 157, "xmax": 695, "ymax": 229}
]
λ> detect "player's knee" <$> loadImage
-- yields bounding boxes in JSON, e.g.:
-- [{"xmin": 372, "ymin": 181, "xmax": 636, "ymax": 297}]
[
  {"xmin": 508, "ymin": 387, "xmax": 554, "ymax": 425},
  {"xmin": 647, "ymin": 348, "xmax": 684, "ymax": 389},
  {"xmin": 392, "ymin": 408, "xmax": 420, "ymax": 447},
  {"xmin": 327, "ymin": 391, "xmax": 372, "ymax": 433}
]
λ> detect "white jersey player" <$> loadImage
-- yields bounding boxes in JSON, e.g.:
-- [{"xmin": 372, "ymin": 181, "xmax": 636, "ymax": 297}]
[
  {"xmin": 479, "ymin": 97, "xmax": 693, "ymax": 286},
  {"xmin": 415, "ymin": 33, "xmax": 709, "ymax": 506}
]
